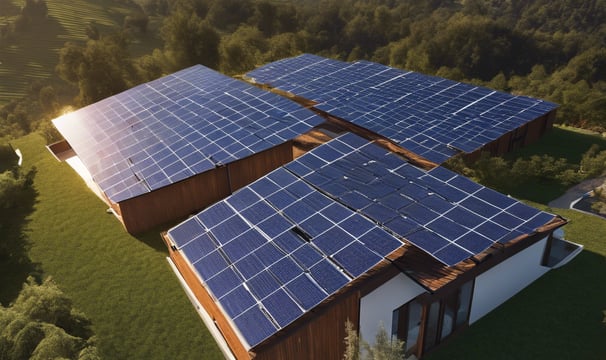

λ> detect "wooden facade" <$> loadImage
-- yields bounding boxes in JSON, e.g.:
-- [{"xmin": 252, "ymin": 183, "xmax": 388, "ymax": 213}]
[
  {"xmin": 464, "ymin": 110, "xmax": 556, "ymax": 162},
  {"xmin": 107, "ymin": 141, "xmax": 293, "ymax": 234}
]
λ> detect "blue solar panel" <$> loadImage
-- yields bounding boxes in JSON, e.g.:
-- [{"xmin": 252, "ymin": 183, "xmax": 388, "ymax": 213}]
[
  {"xmin": 333, "ymin": 241, "xmax": 383, "ymax": 277},
  {"xmin": 309, "ymin": 260, "xmax": 349, "ymax": 294},
  {"xmin": 261, "ymin": 289, "xmax": 303, "ymax": 327},
  {"xmin": 285, "ymin": 274, "xmax": 327, "ymax": 310},
  {"xmin": 247, "ymin": 270, "xmax": 281, "ymax": 299},
  {"xmin": 166, "ymin": 132, "xmax": 558, "ymax": 349},
  {"xmin": 246, "ymin": 54, "xmax": 557, "ymax": 164},
  {"xmin": 233, "ymin": 306, "xmax": 278, "ymax": 347},
  {"xmin": 53, "ymin": 64, "xmax": 324, "ymax": 204}
]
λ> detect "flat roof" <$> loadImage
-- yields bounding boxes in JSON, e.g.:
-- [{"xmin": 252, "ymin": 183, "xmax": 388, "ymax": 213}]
[
  {"xmin": 53, "ymin": 65, "xmax": 324, "ymax": 203},
  {"xmin": 246, "ymin": 54, "xmax": 558, "ymax": 163}
]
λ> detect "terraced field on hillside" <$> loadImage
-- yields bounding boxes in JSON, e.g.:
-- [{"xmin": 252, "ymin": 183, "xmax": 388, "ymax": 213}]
[{"xmin": 0, "ymin": 0, "xmax": 161, "ymax": 106}]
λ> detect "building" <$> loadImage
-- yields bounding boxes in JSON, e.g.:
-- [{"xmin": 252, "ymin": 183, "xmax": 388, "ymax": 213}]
[
  {"xmin": 163, "ymin": 133, "xmax": 581, "ymax": 359},
  {"xmin": 246, "ymin": 54, "xmax": 558, "ymax": 164},
  {"xmin": 48, "ymin": 65, "xmax": 324, "ymax": 233}
]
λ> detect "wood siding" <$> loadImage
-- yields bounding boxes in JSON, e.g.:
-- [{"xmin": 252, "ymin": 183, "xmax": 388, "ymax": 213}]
[
  {"xmin": 252, "ymin": 264, "xmax": 401, "ymax": 360},
  {"xmin": 116, "ymin": 143, "xmax": 294, "ymax": 234},
  {"xmin": 227, "ymin": 141, "xmax": 293, "ymax": 191},
  {"xmin": 464, "ymin": 109, "xmax": 556, "ymax": 162},
  {"xmin": 118, "ymin": 166, "xmax": 231, "ymax": 234}
]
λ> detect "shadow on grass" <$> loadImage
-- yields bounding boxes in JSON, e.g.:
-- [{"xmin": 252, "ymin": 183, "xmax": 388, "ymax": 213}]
[
  {"xmin": 426, "ymin": 250, "xmax": 606, "ymax": 360},
  {"xmin": 0, "ymin": 167, "xmax": 42, "ymax": 306},
  {"xmin": 135, "ymin": 227, "xmax": 171, "ymax": 254}
]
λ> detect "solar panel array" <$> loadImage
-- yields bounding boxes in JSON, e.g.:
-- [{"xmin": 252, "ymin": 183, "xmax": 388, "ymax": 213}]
[
  {"xmin": 168, "ymin": 165, "xmax": 403, "ymax": 348},
  {"xmin": 285, "ymin": 133, "xmax": 555, "ymax": 266},
  {"xmin": 247, "ymin": 54, "xmax": 558, "ymax": 163},
  {"xmin": 167, "ymin": 133, "xmax": 555, "ymax": 348},
  {"xmin": 53, "ymin": 65, "xmax": 324, "ymax": 203}
]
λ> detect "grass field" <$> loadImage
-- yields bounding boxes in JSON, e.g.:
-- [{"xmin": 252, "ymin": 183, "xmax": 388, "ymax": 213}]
[
  {"xmin": 0, "ymin": 0, "xmax": 161, "ymax": 106},
  {"xmin": 9, "ymin": 133, "xmax": 222, "ymax": 360}
]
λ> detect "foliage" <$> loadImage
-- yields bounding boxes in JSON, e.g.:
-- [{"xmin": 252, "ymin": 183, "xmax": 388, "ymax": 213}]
[
  {"xmin": 0, "ymin": 277, "xmax": 99, "ymax": 360},
  {"xmin": 159, "ymin": 9, "xmax": 220, "ymax": 71},
  {"xmin": 343, "ymin": 320, "xmax": 406, "ymax": 360},
  {"xmin": 343, "ymin": 319, "xmax": 360, "ymax": 360},
  {"xmin": 56, "ymin": 32, "xmax": 140, "ymax": 106}
]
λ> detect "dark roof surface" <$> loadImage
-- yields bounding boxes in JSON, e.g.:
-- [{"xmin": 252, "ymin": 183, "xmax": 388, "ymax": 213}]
[
  {"xmin": 53, "ymin": 65, "xmax": 323, "ymax": 203},
  {"xmin": 246, "ymin": 54, "xmax": 558, "ymax": 163}
]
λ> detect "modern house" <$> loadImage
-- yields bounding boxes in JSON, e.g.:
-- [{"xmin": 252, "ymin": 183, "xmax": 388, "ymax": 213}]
[
  {"xmin": 163, "ymin": 133, "xmax": 580, "ymax": 360},
  {"xmin": 48, "ymin": 65, "xmax": 324, "ymax": 233},
  {"xmin": 246, "ymin": 54, "xmax": 558, "ymax": 164}
]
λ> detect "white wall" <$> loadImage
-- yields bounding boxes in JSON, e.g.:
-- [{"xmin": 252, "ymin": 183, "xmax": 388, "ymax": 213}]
[
  {"xmin": 469, "ymin": 237, "xmax": 549, "ymax": 324},
  {"xmin": 359, "ymin": 273, "xmax": 427, "ymax": 344}
]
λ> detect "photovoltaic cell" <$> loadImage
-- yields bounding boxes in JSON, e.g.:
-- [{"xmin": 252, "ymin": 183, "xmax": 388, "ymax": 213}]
[
  {"xmin": 53, "ymin": 65, "xmax": 324, "ymax": 203},
  {"xmin": 246, "ymin": 54, "xmax": 557, "ymax": 164}
]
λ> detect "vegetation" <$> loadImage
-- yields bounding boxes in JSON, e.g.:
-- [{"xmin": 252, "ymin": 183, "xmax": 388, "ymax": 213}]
[
  {"xmin": 427, "ymin": 205, "xmax": 606, "ymax": 360},
  {"xmin": 1, "ymin": 0, "xmax": 605, "ymax": 358},
  {"xmin": 343, "ymin": 320, "xmax": 406, "ymax": 360},
  {"xmin": 0, "ymin": 277, "xmax": 99, "ymax": 360}
]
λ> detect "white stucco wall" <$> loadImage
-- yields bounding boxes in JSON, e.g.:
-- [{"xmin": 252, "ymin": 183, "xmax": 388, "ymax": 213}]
[
  {"xmin": 469, "ymin": 237, "xmax": 549, "ymax": 324},
  {"xmin": 359, "ymin": 273, "xmax": 427, "ymax": 344}
]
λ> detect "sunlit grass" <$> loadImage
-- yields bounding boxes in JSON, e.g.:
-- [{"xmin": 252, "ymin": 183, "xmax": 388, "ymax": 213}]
[{"xmin": 12, "ymin": 133, "xmax": 222, "ymax": 360}]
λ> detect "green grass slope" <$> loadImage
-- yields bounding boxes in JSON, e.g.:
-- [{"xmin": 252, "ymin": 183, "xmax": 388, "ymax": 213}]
[
  {"xmin": 12, "ymin": 133, "xmax": 222, "ymax": 360},
  {"xmin": 0, "ymin": 0, "xmax": 161, "ymax": 106}
]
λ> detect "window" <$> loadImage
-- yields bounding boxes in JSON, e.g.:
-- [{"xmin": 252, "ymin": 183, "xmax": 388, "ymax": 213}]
[
  {"xmin": 423, "ymin": 280, "xmax": 474, "ymax": 352},
  {"xmin": 391, "ymin": 299, "xmax": 423, "ymax": 352}
]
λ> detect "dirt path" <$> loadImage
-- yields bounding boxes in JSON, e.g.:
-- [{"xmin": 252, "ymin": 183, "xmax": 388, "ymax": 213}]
[{"xmin": 548, "ymin": 176, "xmax": 606, "ymax": 208}]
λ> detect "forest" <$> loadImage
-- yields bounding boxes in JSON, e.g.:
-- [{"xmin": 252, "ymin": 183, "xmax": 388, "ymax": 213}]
[{"xmin": 0, "ymin": 0, "xmax": 604, "ymax": 143}]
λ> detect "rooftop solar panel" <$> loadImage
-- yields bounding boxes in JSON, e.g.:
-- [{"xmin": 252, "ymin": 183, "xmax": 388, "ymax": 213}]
[
  {"xmin": 166, "ymin": 132, "xmax": 556, "ymax": 349},
  {"xmin": 283, "ymin": 133, "xmax": 556, "ymax": 266},
  {"xmin": 246, "ymin": 54, "xmax": 557, "ymax": 164},
  {"xmin": 53, "ymin": 65, "xmax": 324, "ymax": 203},
  {"xmin": 167, "ymin": 160, "xmax": 400, "ymax": 347}
]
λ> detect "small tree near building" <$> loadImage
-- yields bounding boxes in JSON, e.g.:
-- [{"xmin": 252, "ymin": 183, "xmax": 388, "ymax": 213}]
[{"xmin": 343, "ymin": 320, "xmax": 407, "ymax": 360}]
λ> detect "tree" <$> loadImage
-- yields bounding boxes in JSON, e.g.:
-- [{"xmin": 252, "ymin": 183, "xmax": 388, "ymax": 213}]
[
  {"xmin": 343, "ymin": 320, "xmax": 406, "ymax": 360},
  {"xmin": 220, "ymin": 25, "xmax": 268, "ymax": 75},
  {"xmin": 160, "ymin": 10, "xmax": 220, "ymax": 71},
  {"xmin": 56, "ymin": 33, "xmax": 138, "ymax": 106},
  {"xmin": 0, "ymin": 277, "xmax": 99, "ymax": 360}
]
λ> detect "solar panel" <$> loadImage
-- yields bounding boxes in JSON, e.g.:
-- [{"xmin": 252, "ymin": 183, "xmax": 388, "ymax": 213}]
[
  {"xmin": 53, "ymin": 65, "xmax": 324, "ymax": 203},
  {"xmin": 282, "ymin": 133, "xmax": 556, "ymax": 267},
  {"xmin": 246, "ymin": 54, "xmax": 557, "ymax": 164},
  {"xmin": 166, "ymin": 132, "xmax": 556, "ymax": 348}
]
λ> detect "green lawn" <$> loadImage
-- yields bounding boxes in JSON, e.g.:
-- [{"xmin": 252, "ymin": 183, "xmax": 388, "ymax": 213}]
[
  {"xmin": 10, "ymin": 133, "xmax": 222, "ymax": 360},
  {"xmin": 501, "ymin": 125, "xmax": 606, "ymax": 203}
]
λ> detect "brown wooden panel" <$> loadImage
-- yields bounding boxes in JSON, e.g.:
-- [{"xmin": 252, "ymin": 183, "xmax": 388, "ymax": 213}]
[
  {"xmin": 227, "ymin": 141, "xmax": 293, "ymax": 191},
  {"xmin": 118, "ymin": 167, "xmax": 231, "ymax": 234}
]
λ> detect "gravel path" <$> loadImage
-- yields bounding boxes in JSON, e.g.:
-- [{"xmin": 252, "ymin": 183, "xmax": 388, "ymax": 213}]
[{"xmin": 547, "ymin": 176, "xmax": 606, "ymax": 208}]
